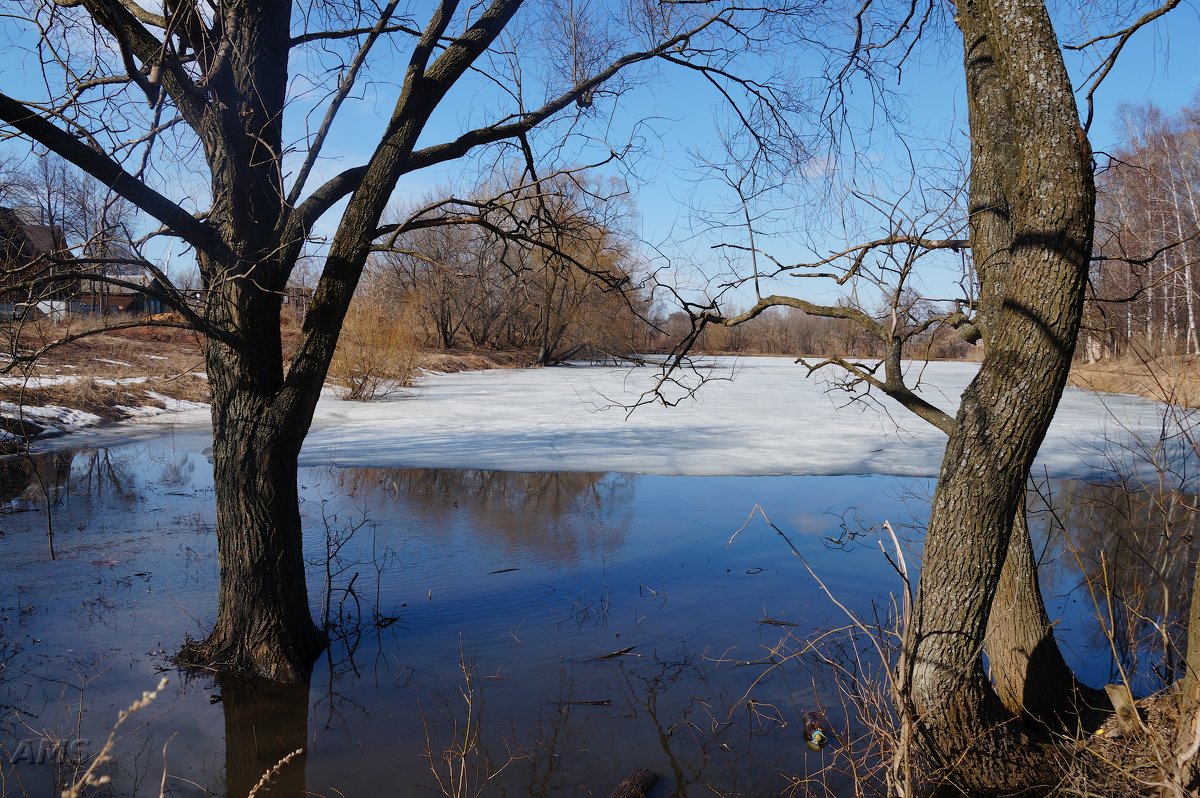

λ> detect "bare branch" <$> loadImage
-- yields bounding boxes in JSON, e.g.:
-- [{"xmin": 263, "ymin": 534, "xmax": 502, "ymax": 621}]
[
  {"xmin": 1069, "ymin": 0, "xmax": 1183, "ymax": 132},
  {"xmin": 290, "ymin": 22, "xmax": 423, "ymax": 47},
  {"xmin": 0, "ymin": 92, "xmax": 219, "ymax": 256},
  {"xmin": 285, "ymin": 1, "xmax": 404, "ymax": 207}
]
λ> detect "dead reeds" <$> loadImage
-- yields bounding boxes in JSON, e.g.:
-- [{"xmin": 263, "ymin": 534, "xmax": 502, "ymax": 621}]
[{"xmin": 329, "ymin": 297, "xmax": 418, "ymax": 401}]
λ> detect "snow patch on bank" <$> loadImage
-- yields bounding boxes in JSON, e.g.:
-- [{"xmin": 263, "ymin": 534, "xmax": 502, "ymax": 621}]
[
  {"xmin": 0, "ymin": 401, "xmax": 103, "ymax": 436},
  {"xmin": 1, "ymin": 389, "xmax": 211, "ymax": 444},
  {"xmin": 144, "ymin": 391, "xmax": 208, "ymax": 414},
  {"xmin": 0, "ymin": 375, "xmax": 80, "ymax": 388}
]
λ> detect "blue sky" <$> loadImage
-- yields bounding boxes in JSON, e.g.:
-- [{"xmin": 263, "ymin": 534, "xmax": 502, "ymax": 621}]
[
  {"xmin": 2, "ymin": 1, "xmax": 1198, "ymax": 310},
  {"xmin": 394, "ymin": 0, "xmax": 1200, "ymax": 308}
]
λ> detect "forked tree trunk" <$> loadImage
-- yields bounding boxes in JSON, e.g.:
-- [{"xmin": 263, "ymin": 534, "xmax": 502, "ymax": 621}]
[
  {"xmin": 902, "ymin": 0, "xmax": 1096, "ymax": 790},
  {"xmin": 985, "ymin": 505, "xmax": 1108, "ymax": 725},
  {"xmin": 176, "ymin": 289, "xmax": 326, "ymax": 682}
]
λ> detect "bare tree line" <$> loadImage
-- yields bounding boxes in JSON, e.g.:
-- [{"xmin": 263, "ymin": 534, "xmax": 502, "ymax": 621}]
[
  {"xmin": 367, "ymin": 169, "xmax": 655, "ymax": 365},
  {"xmin": 1088, "ymin": 96, "xmax": 1200, "ymax": 360},
  {"xmin": 656, "ymin": 298, "xmax": 976, "ymax": 359}
]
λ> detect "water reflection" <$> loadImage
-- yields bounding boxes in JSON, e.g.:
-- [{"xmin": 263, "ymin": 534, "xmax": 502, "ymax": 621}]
[
  {"xmin": 0, "ymin": 447, "xmax": 198, "ymax": 511},
  {"xmin": 1, "ymin": 437, "xmax": 1195, "ymax": 796},
  {"xmin": 220, "ymin": 678, "xmax": 310, "ymax": 798},
  {"xmin": 0, "ymin": 452, "xmax": 72, "ymax": 507},
  {"xmin": 1031, "ymin": 478, "xmax": 1200, "ymax": 693},
  {"xmin": 331, "ymin": 468, "xmax": 636, "ymax": 567}
]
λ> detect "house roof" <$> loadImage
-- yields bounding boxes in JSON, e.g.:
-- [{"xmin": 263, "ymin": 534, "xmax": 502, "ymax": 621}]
[{"xmin": 0, "ymin": 207, "xmax": 68, "ymax": 264}]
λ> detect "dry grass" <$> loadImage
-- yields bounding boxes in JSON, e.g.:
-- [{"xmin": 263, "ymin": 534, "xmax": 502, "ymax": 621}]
[
  {"xmin": 1070, "ymin": 355, "xmax": 1200, "ymax": 408},
  {"xmin": 7, "ymin": 318, "xmax": 205, "ymax": 372},
  {"xmin": 1, "ymin": 323, "xmax": 211, "ymax": 415},
  {"xmin": 1056, "ymin": 689, "xmax": 1187, "ymax": 797},
  {"xmin": 416, "ymin": 349, "xmax": 531, "ymax": 373},
  {"xmin": 1, "ymin": 379, "xmax": 155, "ymax": 421},
  {"xmin": 1, "ymin": 322, "xmax": 211, "ymax": 454}
]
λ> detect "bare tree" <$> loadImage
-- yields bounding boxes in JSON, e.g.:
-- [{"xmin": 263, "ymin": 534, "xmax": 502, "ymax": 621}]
[
  {"xmin": 374, "ymin": 166, "xmax": 652, "ymax": 363},
  {"xmin": 645, "ymin": 0, "xmax": 1188, "ymax": 791},
  {"xmin": 0, "ymin": 0, "xmax": 790, "ymax": 682},
  {"xmin": 1089, "ymin": 99, "xmax": 1200, "ymax": 359}
]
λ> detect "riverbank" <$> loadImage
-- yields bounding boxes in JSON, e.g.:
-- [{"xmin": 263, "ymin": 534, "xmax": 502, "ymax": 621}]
[
  {"xmin": 0, "ymin": 324, "xmax": 531, "ymax": 454},
  {"xmin": 4, "ymin": 327, "xmax": 1194, "ymax": 459},
  {"xmin": 1069, "ymin": 355, "xmax": 1200, "ymax": 409}
]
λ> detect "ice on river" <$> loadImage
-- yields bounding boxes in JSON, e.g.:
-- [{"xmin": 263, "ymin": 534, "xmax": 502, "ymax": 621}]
[
  {"xmin": 61, "ymin": 356, "xmax": 1189, "ymax": 479},
  {"xmin": 296, "ymin": 357, "xmax": 1184, "ymax": 479}
]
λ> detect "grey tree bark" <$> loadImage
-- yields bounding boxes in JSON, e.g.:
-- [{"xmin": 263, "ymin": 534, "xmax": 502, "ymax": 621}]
[
  {"xmin": 901, "ymin": 0, "xmax": 1096, "ymax": 789},
  {"xmin": 984, "ymin": 505, "xmax": 1108, "ymax": 725}
]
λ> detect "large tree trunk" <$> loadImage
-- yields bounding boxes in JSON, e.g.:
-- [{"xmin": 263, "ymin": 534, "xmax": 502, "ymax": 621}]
[
  {"xmin": 187, "ymin": 412, "xmax": 326, "ymax": 682},
  {"xmin": 170, "ymin": 3, "xmax": 326, "ymax": 682},
  {"xmin": 1171, "ymin": 558, "xmax": 1200, "ymax": 795},
  {"xmin": 177, "ymin": 285, "xmax": 326, "ymax": 682},
  {"xmin": 902, "ymin": 0, "xmax": 1096, "ymax": 790},
  {"xmin": 985, "ymin": 504, "xmax": 1109, "ymax": 725}
]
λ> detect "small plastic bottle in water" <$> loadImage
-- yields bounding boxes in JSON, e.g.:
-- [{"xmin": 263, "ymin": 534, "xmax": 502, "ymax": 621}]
[{"xmin": 803, "ymin": 710, "xmax": 829, "ymax": 752}]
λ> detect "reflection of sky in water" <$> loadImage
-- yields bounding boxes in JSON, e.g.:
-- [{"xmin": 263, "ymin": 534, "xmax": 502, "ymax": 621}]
[{"xmin": 0, "ymin": 439, "xmax": 1190, "ymax": 795}]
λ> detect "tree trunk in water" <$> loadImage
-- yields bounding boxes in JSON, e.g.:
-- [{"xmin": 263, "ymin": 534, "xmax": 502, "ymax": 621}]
[
  {"xmin": 198, "ymin": 417, "xmax": 325, "ymax": 682},
  {"xmin": 902, "ymin": 0, "xmax": 1096, "ymax": 791},
  {"xmin": 177, "ymin": 307, "xmax": 326, "ymax": 683},
  {"xmin": 985, "ymin": 503, "xmax": 1109, "ymax": 725}
]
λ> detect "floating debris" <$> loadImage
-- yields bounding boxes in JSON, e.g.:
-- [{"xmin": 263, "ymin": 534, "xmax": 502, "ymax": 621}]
[
  {"xmin": 804, "ymin": 710, "xmax": 829, "ymax": 752},
  {"xmin": 594, "ymin": 645, "xmax": 640, "ymax": 660},
  {"xmin": 551, "ymin": 699, "xmax": 612, "ymax": 707}
]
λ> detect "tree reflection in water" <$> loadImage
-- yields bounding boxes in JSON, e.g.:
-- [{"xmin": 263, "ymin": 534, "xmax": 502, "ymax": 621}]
[
  {"xmin": 1, "ymin": 447, "xmax": 198, "ymax": 511},
  {"xmin": 1032, "ymin": 478, "xmax": 1200, "ymax": 693},
  {"xmin": 220, "ymin": 676, "xmax": 310, "ymax": 798},
  {"xmin": 330, "ymin": 468, "xmax": 637, "ymax": 567},
  {"xmin": 0, "ymin": 451, "xmax": 73, "ymax": 507}
]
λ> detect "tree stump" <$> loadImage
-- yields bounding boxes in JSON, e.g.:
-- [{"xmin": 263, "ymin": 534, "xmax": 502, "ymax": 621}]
[{"xmin": 1104, "ymin": 683, "xmax": 1144, "ymax": 737}]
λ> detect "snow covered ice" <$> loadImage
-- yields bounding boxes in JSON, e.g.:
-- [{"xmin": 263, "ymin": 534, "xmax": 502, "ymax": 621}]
[
  {"xmin": 54, "ymin": 357, "xmax": 1190, "ymax": 480},
  {"xmin": 297, "ymin": 358, "xmax": 1182, "ymax": 479}
]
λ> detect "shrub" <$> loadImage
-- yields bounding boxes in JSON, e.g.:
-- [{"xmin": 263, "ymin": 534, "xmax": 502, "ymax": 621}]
[{"xmin": 329, "ymin": 297, "xmax": 418, "ymax": 400}]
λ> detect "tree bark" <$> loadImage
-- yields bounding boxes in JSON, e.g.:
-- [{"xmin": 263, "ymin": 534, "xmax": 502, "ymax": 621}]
[
  {"xmin": 902, "ymin": 0, "xmax": 1096, "ymax": 791},
  {"xmin": 176, "ymin": 292, "xmax": 326, "ymax": 680},
  {"xmin": 1172, "ymin": 556, "xmax": 1200, "ymax": 795},
  {"xmin": 985, "ymin": 504, "xmax": 1109, "ymax": 725}
]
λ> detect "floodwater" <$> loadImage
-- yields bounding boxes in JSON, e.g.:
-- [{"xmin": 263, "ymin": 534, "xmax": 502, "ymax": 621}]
[{"xmin": 0, "ymin": 434, "xmax": 1194, "ymax": 796}]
